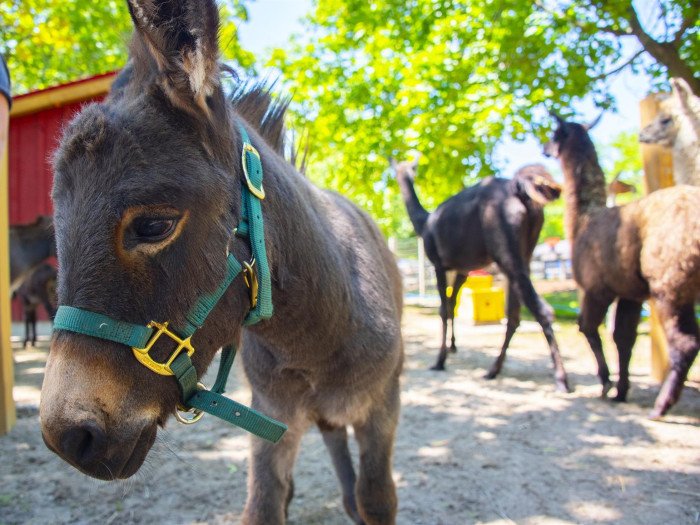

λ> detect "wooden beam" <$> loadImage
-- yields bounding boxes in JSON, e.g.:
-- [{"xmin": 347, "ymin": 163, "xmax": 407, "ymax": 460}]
[
  {"xmin": 639, "ymin": 93, "xmax": 673, "ymax": 384},
  {"xmin": 0, "ymin": 141, "xmax": 15, "ymax": 434},
  {"xmin": 10, "ymin": 72, "xmax": 117, "ymax": 118}
]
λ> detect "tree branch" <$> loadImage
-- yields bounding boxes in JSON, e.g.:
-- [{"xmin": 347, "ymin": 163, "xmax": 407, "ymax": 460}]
[
  {"xmin": 591, "ymin": 49, "xmax": 644, "ymax": 82},
  {"xmin": 674, "ymin": 6, "xmax": 700, "ymax": 45}
]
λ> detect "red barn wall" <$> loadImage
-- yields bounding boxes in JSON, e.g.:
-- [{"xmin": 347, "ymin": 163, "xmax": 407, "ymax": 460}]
[{"xmin": 9, "ymin": 78, "xmax": 113, "ymax": 322}]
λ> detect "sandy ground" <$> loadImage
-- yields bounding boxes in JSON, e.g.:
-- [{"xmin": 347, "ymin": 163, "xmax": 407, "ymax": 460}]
[{"xmin": 2, "ymin": 303, "xmax": 700, "ymax": 525}]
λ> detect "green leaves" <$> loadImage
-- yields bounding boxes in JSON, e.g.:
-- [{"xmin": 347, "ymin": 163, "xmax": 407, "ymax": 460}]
[
  {"xmin": 272, "ymin": 0, "xmax": 697, "ymax": 237},
  {"xmin": 0, "ymin": 0, "xmax": 255, "ymax": 95}
]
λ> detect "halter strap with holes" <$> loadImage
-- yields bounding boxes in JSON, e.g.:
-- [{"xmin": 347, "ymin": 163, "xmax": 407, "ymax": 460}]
[{"xmin": 52, "ymin": 123, "xmax": 286, "ymax": 444}]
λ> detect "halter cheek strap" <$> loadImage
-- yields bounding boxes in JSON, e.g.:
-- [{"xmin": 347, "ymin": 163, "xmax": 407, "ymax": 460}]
[{"xmin": 52, "ymin": 123, "xmax": 286, "ymax": 444}]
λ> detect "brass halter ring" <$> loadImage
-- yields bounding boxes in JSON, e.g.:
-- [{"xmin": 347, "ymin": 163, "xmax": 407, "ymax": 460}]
[{"xmin": 175, "ymin": 382, "xmax": 207, "ymax": 425}]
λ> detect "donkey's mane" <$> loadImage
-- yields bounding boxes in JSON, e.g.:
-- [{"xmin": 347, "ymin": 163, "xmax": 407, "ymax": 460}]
[{"xmin": 229, "ymin": 80, "xmax": 291, "ymax": 157}]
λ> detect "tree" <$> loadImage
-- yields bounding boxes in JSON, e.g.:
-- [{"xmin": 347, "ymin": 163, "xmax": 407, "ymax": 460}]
[
  {"xmin": 0, "ymin": 0, "xmax": 255, "ymax": 95},
  {"xmin": 271, "ymin": 0, "xmax": 698, "ymax": 236}
]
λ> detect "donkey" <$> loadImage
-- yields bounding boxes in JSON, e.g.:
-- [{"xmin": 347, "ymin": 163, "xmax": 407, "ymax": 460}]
[
  {"xmin": 392, "ymin": 155, "xmax": 570, "ymax": 392},
  {"xmin": 39, "ymin": 2, "xmax": 403, "ymax": 524},
  {"xmin": 639, "ymin": 77, "xmax": 700, "ymax": 187},
  {"xmin": 544, "ymin": 113, "xmax": 700, "ymax": 419},
  {"xmin": 13, "ymin": 262, "xmax": 57, "ymax": 347},
  {"xmin": 9, "ymin": 214, "xmax": 55, "ymax": 292}
]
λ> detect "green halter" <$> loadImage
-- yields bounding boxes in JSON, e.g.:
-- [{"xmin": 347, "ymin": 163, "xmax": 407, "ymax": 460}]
[{"xmin": 52, "ymin": 123, "xmax": 286, "ymax": 444}]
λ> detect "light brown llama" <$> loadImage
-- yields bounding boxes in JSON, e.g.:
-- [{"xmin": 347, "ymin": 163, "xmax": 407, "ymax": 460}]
[
  {"xmin": 639, "ymin": 77, "xmax": 700, "ymax": 186},
  {"xmin": 544, "ymin": 113, "xmax": 700, "ymax": 419}
]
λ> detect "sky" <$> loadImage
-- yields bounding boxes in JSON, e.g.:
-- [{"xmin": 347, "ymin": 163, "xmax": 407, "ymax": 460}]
[{"xmin": 236, "ymin": 1, "xmax": 654, "ymax": 177}]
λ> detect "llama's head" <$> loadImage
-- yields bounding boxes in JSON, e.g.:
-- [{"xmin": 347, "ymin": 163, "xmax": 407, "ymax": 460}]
[
  {"xmin": 40, "ymin": 0, "xmax": 252, "ymax": 481},
  {"xmin": 389, "ymin": 150, "xmax": 422, "ymax": 181},
  {"xmin": 543, "ymin": 112, "xmax": 601, "ymax": 160},
  {"xmin": 639, "ymin": 78, "xmax": 700, "ymax": 147}
]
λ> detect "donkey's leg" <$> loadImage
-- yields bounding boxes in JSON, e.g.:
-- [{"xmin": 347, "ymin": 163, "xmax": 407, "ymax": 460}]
[
  {"xmin": 353, "ymin": 376, "xmax": 400, "ymax": 525},
  {"xmin": 242, "ymin": 411, "xmax": 309, "ymax": 525},
  {"xmin": 318, "ymin": 421, "xmax": 364, "ymax": 524},
  {"xmin": 611, "ymin": 299, "xmax": 643, "ymax": 402},
  {"xmin": 649, "ymin": 302, "xmax": 700, "ymax": 420},
  {"xmin": 449, "ymin": 273, "xmax": 467, "ymax": 353},
  {"xmin": 431, "ymin": 267, "xmax": 450, "ymax": 371},
  {"xmin": 29, "ymin": 309, "xmax": 37, "ymax": 347},
  {"xmin": 485, "ymin": 279, "xmax": 520, "ymax": 380},
  {"xmin": 579, "ymin": 292, "xmax": 614, "ymax": 398}
]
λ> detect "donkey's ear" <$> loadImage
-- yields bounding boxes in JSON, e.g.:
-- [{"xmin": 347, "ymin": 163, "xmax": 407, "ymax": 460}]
[
  {"xmin": 584, "ymin": 112, "xmax": 603, "ymax": 131},
  {"xmin": 127, "ymin": 0, "xmax": 221, "ymax": 114},
  {"xmin": 407, "ymin": 150, "xmax": 423, "ymax": 168},
  {"xmin": 388, "ymin": 157, "xmax": 398, "ymax": 169}
]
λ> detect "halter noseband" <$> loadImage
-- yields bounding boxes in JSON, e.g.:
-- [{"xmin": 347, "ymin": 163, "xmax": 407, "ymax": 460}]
[{"xmin": 52, "ymin": 123, "xmax": 286, "ymax": 444}]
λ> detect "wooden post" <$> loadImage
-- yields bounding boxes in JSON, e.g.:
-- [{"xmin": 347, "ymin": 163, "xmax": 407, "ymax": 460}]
[
  {"xmin": 639, "ymin": 93, "xmax": 673, "ymax": 384},
  {"xmin": 0, "ymin": 143, "xmax": 15, "ymax": 434}
]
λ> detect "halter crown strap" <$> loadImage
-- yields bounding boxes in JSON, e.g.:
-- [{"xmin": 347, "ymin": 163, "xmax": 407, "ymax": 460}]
[{"xmin": 52, "ymin": 122, "xmax": 286, "ymax": 443}]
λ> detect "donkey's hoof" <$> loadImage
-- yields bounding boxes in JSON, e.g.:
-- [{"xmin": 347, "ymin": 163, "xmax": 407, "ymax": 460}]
[
  {"xmin": 430, "ymin": 363, "xmax": 446, "ymax": 371},
  {"xmin": 601, "ymin": 381, "xmax": 613, "ymax": 398},
  {"xmin": 612, "ymin": 391, "xmax": 628, "ymax": 403},
  {"xmin": 449, "ymin": 345, "xmax": 457, "ymax": 354},
  {"xmin": 484, "ymin": 371, "xmax": 497, "ymax": 380}
]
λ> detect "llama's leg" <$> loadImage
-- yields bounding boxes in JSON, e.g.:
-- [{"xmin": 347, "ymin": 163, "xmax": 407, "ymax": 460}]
[
  {"xmin": 318, "ymin": 421, "xmax": 364, "ymax": 524},
  {"xmin": 449, "ymin": 273, "xmax": 467, "ymax": 353},
  {"xmin": 242, "ymin": 409, "xmax": 308, "ymax": 525},
  {"xmin": 611, "ymin": 299, "xmax": 643, "ymax": 402},
  {"xmin": 649, "ymin": 302, "xmax": 700, "ymax": 419},
  {"xmin": 431, "ymin": 267, "xmax": 450, "ymax": 371},
  {"xmin": 514, "ymin": 271, "xmax": 570, "ymax": 392},
  {"xmin": 353, "ymin": 375, "xmax": 400, "ymax": 525},
  {"xmin": 485, "ymin": 279, "xmax": 520, "ymax": 380},
  {"xmin": 579, "ymin": 292, "xmax": 614, "ymax": 397}
]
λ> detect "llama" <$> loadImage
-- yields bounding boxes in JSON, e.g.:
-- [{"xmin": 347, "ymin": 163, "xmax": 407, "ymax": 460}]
[
  {"xmin": 12, "ymin": 263, "xmax": 57, "ymax": 347},
  {"xmin": 9, "ymin": 215, "xmax": 55, "ymax": 292},
  {"xmin": 39, "ymin": 1, "xmax": 404, "ymax": 523},
  {"xmin": 392, "ymin": 155, "xmax": 570, "ymax": 392},
  {"xmin": 639, "ymin": 77, "xmax": 700, "ymax": 186},
  {"xmin": 544, "ymin": 113, "xmax": 700, "ymax": 419}
]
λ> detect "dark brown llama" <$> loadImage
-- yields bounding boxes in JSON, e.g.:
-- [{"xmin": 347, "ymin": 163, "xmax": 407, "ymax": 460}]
[
  {"xmin": 392, "ymin": 155, "xmax": 570, "ymax": 392},
  {"xmin": 13, "ymin": 263, "xmax": 57, "ymax": 347},
  {"xmin": 9, "ymin": 215, "xmax": 55, "ymax": 292},
  {"xmin": 544, "ymin": 113, "xmax": 700, "ymax": 419},
  {"xmin": 39, "ymin": 2, "xmax": 403, "ymax": 524}
]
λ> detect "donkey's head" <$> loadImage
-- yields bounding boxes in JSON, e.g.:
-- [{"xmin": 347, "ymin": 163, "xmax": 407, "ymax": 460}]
[
  {"xmin": 639, "ymin": 78, "xmax": 700, "ymax": 147},
  {"xmin": 41, "ymin": 0, "xmax": 252, "ymax": 480}
]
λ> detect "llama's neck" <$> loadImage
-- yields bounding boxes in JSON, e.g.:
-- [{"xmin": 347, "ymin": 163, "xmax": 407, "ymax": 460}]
[
  {"xmin": 396, "ymin": 173, "xmax": 430, "ymax": 236},
  {"xmin": 671, "ymin": 120, "xmax": 700, "ymax": 186},
  {"xmin": 560, "ymin": 153, "xmax": 607, "ymax": 241}
]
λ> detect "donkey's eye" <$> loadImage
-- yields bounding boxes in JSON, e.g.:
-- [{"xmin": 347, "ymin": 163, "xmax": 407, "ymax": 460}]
[{"xmin": 133, "ymin": 218, "xmax": 177, "ymax": 242}]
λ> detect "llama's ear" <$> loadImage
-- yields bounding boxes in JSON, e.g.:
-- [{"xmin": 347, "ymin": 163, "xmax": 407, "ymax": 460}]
[
  {"xmin": 549, "ymin": 110, "xmax": 566, "ymax": 127},
  {"xmin": 127, "ymin": 0, "xmax": 221, "ymax": 114},
  {"xmin": 584, "ymin": 112, "xmax": 603, "ymax": 131},
  {"xmin": 671, "ymin": 78, "xmax": 694, "ymax": 106}
]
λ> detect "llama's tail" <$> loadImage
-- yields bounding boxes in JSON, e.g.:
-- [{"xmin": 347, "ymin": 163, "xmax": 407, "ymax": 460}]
[{"xmin": 512, "ymin": 164, "xmax": 561, "ymax": 206}]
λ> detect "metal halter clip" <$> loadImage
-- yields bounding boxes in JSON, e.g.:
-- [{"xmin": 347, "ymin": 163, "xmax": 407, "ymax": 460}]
[
  {"xmin": 175, "ymin": 382, "xmax": 207, "ymax": 425},
  {"xmin": 242, "ymin": 143, "xmax": 265, "ymax": 200},
  {"xmin": 131, "ymin": 321, "xmax": 195, "ymax": 376},
  {"xmin": 242, "ymin": 258, "xmax": 258, "ymax": 309}
]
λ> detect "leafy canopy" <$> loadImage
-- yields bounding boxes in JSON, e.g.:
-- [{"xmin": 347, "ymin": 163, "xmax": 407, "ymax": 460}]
[
  {"xmin": 271, "ymin": 0, "xmax": 698, "ymax": 236},
  {"xmin": 0, "ymin": 0, "xmax": 255, "ymax": 95}
]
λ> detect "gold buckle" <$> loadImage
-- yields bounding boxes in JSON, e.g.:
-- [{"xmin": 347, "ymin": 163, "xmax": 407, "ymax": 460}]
[
  {"xmin": 242, "ymin": 258, "xmax": 258, "ymax": 309},
  {"xmin": 175, "ymin": 382, "xmax": 206, "ymax": 425},
  {"xmin": 242, "ymin": 143, "xmax": 265, "ymax": 200},
  {"xmin": 131, "ymin": 321, "xmax": 195, "ymax": 376}
]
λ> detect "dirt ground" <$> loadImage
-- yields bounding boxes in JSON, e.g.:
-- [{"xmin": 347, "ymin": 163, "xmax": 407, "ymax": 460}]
[{"xmin": 2, "ymin": 301, "xmax": 700, "ymax": 525}]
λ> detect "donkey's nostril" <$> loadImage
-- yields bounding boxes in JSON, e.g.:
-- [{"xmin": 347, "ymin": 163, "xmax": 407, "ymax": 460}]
[{"xmin": 60, "ymin": 420, "xmax": 108, "ymax": 468}]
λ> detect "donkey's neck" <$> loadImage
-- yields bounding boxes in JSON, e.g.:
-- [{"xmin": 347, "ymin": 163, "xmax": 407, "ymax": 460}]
[
  {"xmin": 559, "ymin": 151, "xmax": 607, "ymax": 241},
  {"xmin": 396, "ymin": 173, "xmax": 429, "ymax": 236}
]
